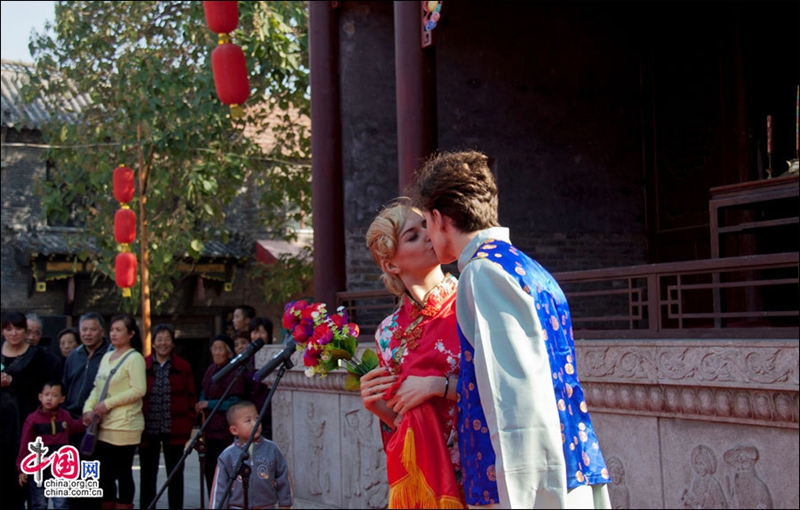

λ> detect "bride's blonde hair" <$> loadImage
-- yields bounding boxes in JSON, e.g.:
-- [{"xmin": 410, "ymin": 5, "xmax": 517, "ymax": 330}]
[{"xmin": 365, "ymin": 198, "xmax": 415, "ymax": 297}]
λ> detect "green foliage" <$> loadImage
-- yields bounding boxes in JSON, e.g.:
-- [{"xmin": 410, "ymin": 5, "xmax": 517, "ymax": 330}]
[
  {"xmin": 24, "ymin": 1, "xmax": 311, "ymax": 313},
  {"xmin": 251, "ymin": 246, "xmax": 313, "ymax": 305}
]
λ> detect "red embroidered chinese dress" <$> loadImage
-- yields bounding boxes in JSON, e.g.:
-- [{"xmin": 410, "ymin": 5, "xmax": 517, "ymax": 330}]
[{"xmin": 373, "ymin": 274, "xmax": 464, "ymax": 509}]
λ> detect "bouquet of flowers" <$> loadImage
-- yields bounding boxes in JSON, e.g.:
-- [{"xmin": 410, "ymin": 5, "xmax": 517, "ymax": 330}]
[{"xmin": 283, "ymin": 300, "xmax": 378, "ymax": 390}]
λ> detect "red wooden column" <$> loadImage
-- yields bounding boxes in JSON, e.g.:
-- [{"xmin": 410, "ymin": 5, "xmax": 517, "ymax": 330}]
[
  {"xmin": 310, "ymin": 1, "xmax": 345, "ymax": 307},
  {"xmin": 394, "ymin": 1, "xmax": 438, "ymax": 193}
]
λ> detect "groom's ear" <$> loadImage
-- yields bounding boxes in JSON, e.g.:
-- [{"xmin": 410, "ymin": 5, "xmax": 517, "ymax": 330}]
[{"xmin": 429, "ymin": 209, "xmax": 445, "ymax": 232}]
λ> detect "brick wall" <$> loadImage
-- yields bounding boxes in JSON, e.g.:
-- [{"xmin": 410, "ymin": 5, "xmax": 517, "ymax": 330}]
[{"xmin": 338, "ymin": 2, "xmax": 650, "ymax": 300}]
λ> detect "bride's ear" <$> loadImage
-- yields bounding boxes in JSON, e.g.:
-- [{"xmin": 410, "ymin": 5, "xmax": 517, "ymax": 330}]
[{"xmin": 381, "ymin": 259, "xmax": 400, "ymax": 275}]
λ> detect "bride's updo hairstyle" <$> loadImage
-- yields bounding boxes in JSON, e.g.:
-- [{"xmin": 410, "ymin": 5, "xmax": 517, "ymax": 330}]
[{"xmin": 365, "ymin": 197, "xmax": 415, "ymax": 297}]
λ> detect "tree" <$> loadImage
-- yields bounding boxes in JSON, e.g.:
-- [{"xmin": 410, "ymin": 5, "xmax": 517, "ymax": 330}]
[{"xmin": 24, "ymin": 1, "xmax": 312, "ymax": 334}]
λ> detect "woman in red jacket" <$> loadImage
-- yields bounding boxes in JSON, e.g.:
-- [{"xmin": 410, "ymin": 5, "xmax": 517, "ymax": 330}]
[{"xmin": 139, "ymin": 323, "xmax": 197, "ymax": 509}]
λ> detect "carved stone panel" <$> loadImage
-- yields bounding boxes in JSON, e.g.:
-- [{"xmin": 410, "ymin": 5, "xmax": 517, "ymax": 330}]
[
  {"xmin": 291, "ymin": 392, "xmax": 342, "ymax": 506},
  {"xmin": 271, "ymin": 389, "xmax": 293, "ymax": 471},
  {"xmin": 590, "ymin": 413, "xmax": 663, "ymax": 508},
  {"xmin": 577, "ymin": 341, "xmax": 799, "ymax": 392},
  {"xmin": 339, "ymin": 394, "xmax": 389, "ymax": 509},
  {"xmin": 660, "ymin": 420, "xmax": 796, "ymax": 508}
]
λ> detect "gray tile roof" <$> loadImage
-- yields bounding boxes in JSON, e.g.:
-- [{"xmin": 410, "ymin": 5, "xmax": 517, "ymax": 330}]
[
  {"xmin": 13, "ymin": 230, "xmax": 97, "ymax": 257},
  {"xmin": 13, "ymin": 230, "xmax": 252, "ymax": 260},
  {"xmin": 1, "ymin": 59, "xmax": 91, "ymax": 129}
]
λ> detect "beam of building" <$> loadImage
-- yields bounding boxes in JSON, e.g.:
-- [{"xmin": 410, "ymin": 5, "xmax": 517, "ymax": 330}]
[
  {"xmin": 394, "ymin": 1, "xmax": 438, "ymax": 193},
  {"xmin": 309, "ymin": 1, "xmax": 345, "ymax": 307}
]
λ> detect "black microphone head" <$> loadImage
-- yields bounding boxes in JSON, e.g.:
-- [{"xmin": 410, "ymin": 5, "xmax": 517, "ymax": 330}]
[{"xmin": 251, "ymin": 338, "xmax": 266, "ymax": 349}]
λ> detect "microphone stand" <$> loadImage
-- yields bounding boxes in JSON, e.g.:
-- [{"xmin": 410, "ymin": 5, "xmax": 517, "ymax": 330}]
[
  {"xmin": 217, "ymin": 355, "xmax": 294, "ymax": 509},
  {"xmin": 147, "ymin": 364, "xmax": 247, "ymax": 510}
]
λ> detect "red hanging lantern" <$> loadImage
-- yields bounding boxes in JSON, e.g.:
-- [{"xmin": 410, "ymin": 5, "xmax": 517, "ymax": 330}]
[
  {"xmin": 115, "ymin": 252, "xmax": 138, "ymax": 296},
  {"xmin": 114, "ymin": 207, "xmax": 137, "ymax": 245},
  {"xmin": 204, "ymin": 1, "xmax": 249, "ymax": 119},
  {"xmin": 211, "ymin": 42, "xmax": 250, "ymax": 111},
  {"xmin": 203, "ymin": 1, "xmax": 239, "ymax": 34},
  {"xmin": 113, "ymin": 165, "xmax": 135, "ymax": 204}
]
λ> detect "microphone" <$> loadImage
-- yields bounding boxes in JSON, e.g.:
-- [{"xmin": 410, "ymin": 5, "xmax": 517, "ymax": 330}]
[
  {"xmin": 211, "ymin": 338, "xmax": 266, "ymax": 383},
  {"xmin": 252, "ymin": 341, "xmax": 296, "ymax": 382}
]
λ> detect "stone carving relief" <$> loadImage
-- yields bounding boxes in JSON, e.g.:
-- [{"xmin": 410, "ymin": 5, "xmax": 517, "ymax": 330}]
[
  {"xmin": 342, "ymin": 408, "xmax": 389, "ymax": 509},
  {"xmin": 304, "ymin": 402, "xmax": 330, "ymax": 496},
  {"xmin": 271, "ymin": 391, "xmax": 293, "ymax": 464},
  {"xmin": 581, "ymin": 347, "xmax": 656, "ymax": 381},
  {"xmin": 584, "ymin": 382, "xmax": 796, "ymax": 426},
  {"xmin": 658, "ymin": 347, "xmax": 798, "ymax": 387},
  {"xmin": 680, "ymin": 445, "xmax": 726, "ymax": 509},
  {"xmin": 606, "ymin": 456, "xmax": 630, "ymax": 509},
  {"xmin": 723, "ymin": 445, "xmax": 772, "ymax": 509},
  {"xmin": 678, "ymin": 444, "xmax": 773, "ymax": 509},
  {"xmin": 577, "ymin": 343, "xmax": 798, "ymax": 389}
]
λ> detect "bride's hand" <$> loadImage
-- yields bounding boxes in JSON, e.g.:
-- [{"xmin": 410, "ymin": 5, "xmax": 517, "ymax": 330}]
[
  {"xmin": 359, "ymin": 366, "xmax": 397, "ymax": 408},
  {"xmin": 385, "ymin": 375, "xmax": 438, "ymax": 415}
]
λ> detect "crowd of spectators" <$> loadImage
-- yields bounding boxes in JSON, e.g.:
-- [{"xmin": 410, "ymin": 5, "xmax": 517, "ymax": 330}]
[{"xmin": 1, "ymin": 305, "xmax": 276, "ymax": 509}]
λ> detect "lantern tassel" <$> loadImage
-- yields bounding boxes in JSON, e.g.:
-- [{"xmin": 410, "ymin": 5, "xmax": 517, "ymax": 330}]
[
  {"xmin": 122, "ymin": 288, "xmax": 131, "ymax": 298},
  {"xmin": 230, "ymin": 104, "xmax": 245, "ymax": 120}
]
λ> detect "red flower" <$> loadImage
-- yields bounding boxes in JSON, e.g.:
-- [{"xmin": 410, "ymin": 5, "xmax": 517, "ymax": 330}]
[
  {"xmin": 330, "ymin": 310, "xmax": 348, "ymax": 328},
  {"xmin": 347, "ymin": 323, "xmax": 360, "ymax": 338},
  {"xmin": 311, "ymin": 323, "xmax": 333, "ymax": 345},
  {"xmin": 303, "ymin": 349, "xmax": 320, "ymax": 367},
  {"xmin": 292, "ymin": 322, "xmax": 313, "ymax": 344}
]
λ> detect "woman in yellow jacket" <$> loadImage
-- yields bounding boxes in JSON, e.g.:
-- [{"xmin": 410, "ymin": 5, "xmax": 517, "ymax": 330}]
[{"xmin": 83, "ymin": 314, "xmax": 146, "ymax": 510}]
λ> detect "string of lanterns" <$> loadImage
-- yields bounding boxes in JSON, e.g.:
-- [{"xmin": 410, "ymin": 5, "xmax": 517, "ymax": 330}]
[
  {"xmin": 113, "ymin": 164, "xmax": 137, "ymax": 297},
  {"xmin": 203, "ymin": 1, "xmax": 250, "ymax": 119}
]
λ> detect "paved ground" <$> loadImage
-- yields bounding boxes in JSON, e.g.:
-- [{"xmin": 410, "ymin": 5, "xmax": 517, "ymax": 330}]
[{"xmin": 133, "ymin": 428, "xmax": 322, "ymax": 509}]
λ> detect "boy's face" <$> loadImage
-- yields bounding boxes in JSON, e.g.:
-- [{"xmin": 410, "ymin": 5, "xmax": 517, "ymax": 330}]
[
  {"xmin": 423, "ymin": 210, "xmax": 458, "ymax": 264},
  {"xmin": 230, "ymin": 405, "xmax": 262, "ymax": 442},
  {"xmin": 39, "ymin": 385, "xmax": 65, "ymax": 411}
]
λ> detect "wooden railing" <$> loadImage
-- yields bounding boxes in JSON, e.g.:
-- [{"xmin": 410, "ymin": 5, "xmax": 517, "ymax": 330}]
[{"xmin": 337, "ymin": 252, "xmax": 799, "ymax": 340}]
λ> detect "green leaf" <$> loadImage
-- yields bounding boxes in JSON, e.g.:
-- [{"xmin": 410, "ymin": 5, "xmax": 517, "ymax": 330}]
[
  {"xmin": 329, "ymin": 347, "xmax": 353, "ymax": 362},
  {"xmin": 360, "ymin": 348, "xmax": 379, "ymax": 371},
  {"xmin": 344, "ymin": 373, "xmax": 361, "ymax": 392}
]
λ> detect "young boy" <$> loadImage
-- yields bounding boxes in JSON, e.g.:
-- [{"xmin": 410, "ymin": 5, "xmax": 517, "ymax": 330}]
[
  {"xmin": 210, "ymin": 401, "xmax": 293, "ymax": 509},
  {"xmin": 17, "ymin": 381, "xmax": 85, "ymax": 510},
  {"xmin": 413, "ymin": 150, "xmax": 611, "ymax": 509}
]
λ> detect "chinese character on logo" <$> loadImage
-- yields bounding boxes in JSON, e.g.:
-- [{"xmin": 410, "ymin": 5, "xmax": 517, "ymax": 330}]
[
  {"xmin": 20, "ymin": 437, "xmax": 50, "ymax": 486},
  {"xmin": 20, "ymin": 442, "xmax": 81, "ymax": 483},
  {"xmin": 81, "ymin": 460, "xmax": 101, "ymax": 480}
]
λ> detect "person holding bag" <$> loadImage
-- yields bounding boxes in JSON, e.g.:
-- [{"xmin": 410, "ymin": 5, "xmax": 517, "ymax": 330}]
[{"xmin": 82, "ymin": 314, "xmax": 146, "ymax": 510}]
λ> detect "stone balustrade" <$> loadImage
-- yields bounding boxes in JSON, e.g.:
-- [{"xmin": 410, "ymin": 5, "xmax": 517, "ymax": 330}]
[{"xmin": 255, "ymin": 339, "xmax": 799, "ymax": 509}]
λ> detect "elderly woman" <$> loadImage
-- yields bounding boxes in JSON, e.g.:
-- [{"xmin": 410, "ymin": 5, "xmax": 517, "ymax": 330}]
[
  {"xmin": 195, "ymin": 334, "xmax": 246, "ymax": 494},
  {"xmin": 82, "ymin": 313, "xmax": 146, "ymax": 510},
  {"xmin": 139, "ymin": 323, "xmax": 197, "ymax": 510},
  {"xmin": 57, "ymin": 327, "xmax": 80, "ymax": 360}
]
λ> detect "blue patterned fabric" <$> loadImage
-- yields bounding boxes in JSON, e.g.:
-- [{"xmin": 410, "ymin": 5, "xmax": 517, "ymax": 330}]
[
  {"xmin": 457, "ymin": 322, "xmax": 499, "ymax": 505},
  {"xmin": 458, "ymin": 239, "xmax": 609, "ymax": 503}
]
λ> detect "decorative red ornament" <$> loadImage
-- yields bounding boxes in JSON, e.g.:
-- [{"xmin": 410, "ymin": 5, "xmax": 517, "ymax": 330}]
[
  {"xmin": 203, "ymin": 1, "xmax": 239, "ymax": 34},
  {"xmin": 113, "ymin": 165, "xmax": 135, "ymax": 204},
  {"xmin": 114, "ymin": 208, "xmax": 137, "ymax": 244},
  {"xmin": 211, "ymin": 42, "xmax": 250, "ymax": 107},
  {"xmin": 115, "ymin": 252, "xmax": 138, "ymax": 290}
]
